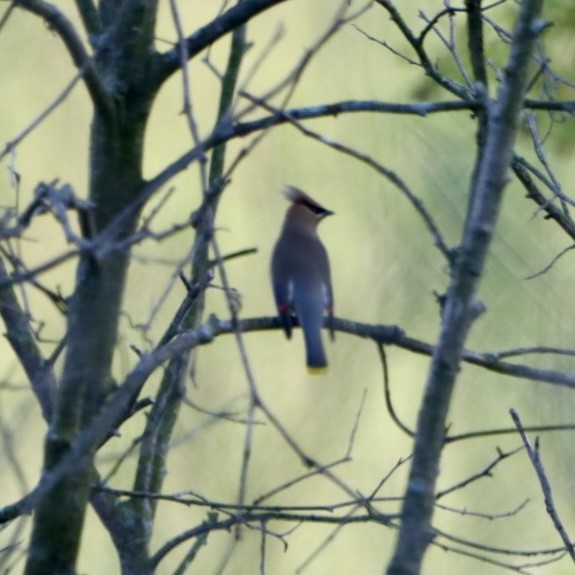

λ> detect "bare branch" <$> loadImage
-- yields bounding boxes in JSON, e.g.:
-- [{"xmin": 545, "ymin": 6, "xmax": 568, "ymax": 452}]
[
  {"xmin": 388, "ymin": 1, "xmax": 547, "ymax": 572},
  {"xmin": 513, "ymin": 156, "xmax": 575, "ymax": 242},
  {"xmin": 13, "ymin": 0, "xmax": 112, "ymax": 118},
  {"xmin": 374, "ymin": 0, "xmax": 470, "ymax": 98},
  {"xmin": 465, "ymin": 0, "xmax": 488, "ymax": 86},
  {"xmin": 0, "ymin": 257, "xmax": 56, "ymax": 420},
  {"xmin": 378, "ymin": 344, "xmax": 414, "ymax": 437},
  {"xmin": 155, "ymin": 0, "xmax": 289, "ymax": 87},
  {"xmin": 436, "ymin": 447, "xmax": 523, "ymax": 499},
  {"xmin": 510, "ymin": 409, "xmax": 575, "ymax": 564},
  {"xmin": 73, "ymin": 0, "xmax": 102, "ymax": 39}
]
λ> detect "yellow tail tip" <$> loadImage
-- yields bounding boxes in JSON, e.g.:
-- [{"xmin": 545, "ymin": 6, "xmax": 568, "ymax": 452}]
[{"xmin": 307, "ymin": 366, "xmax": 329, "ymax": 376}]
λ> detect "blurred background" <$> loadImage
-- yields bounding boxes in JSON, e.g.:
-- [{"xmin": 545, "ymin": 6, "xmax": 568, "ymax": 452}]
[{"xmin": 1, "ymin": 1, "xmax": 575, "ymax": 573}]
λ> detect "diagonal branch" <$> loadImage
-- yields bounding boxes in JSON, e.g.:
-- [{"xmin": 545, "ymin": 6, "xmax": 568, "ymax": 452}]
[
  {"xmin": 374, "ymin": 0, "xmax": 469, "ymax": 98},
  {"xmin": 511, "ymin": 409, "xmax": 575, "ymax": 564},
  {"xmin": 14, "ymin": 0, "xmax": 113, "ymax": 119},
  {"xmin": 0, "ymin": 257, "xmax": 55, "ymax": 420},
  {"xmin": 154, "ymin": 0, "xmax": 288, "ymax": 87},
  {"xmin": 513, "ymin": 155, "xmax": 575, "ymax": 242}
]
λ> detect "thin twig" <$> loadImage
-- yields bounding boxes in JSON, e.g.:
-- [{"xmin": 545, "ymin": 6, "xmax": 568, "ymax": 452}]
[
  {"xmin": 0, "ymin": 68, "xmax": 86, "ymax": 163},
  {"xmin": 510, "ymin": 409, "xmax": 575, "ymax": 564},
  {"xmin": 436, "ymin": 447, "xmax": 523, "ymax": 499},
  {"xmin": 378, "ymin": 343, "xmax": 414, "ymax": 437}
]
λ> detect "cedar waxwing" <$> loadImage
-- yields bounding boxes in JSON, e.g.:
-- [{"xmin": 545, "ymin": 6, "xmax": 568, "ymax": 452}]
[{"xmin": 271, "ymin": 186, "xmax": 334, "ymax": 374}]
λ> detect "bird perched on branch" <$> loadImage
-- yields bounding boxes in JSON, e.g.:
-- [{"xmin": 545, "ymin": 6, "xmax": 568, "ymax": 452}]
[{"xmin": 271, "ymin": 185, "xmax": 334, "ymax": 374}]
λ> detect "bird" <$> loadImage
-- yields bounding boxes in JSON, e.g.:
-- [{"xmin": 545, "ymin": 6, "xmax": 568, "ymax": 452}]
[{"xmin": 271, "ymin": 185, "xmax": 334, "ymax": 374}]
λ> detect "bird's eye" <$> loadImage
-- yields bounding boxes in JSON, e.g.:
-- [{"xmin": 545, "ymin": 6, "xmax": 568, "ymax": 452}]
[{"xmin": 304, "ymin": 202, "xmax": 326, "ymax": 216}]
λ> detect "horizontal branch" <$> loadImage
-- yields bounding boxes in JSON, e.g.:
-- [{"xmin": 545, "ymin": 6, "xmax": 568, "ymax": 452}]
[
  {"xmin": 93, "ymin": 93, "xmax": 573, "ymax": 248},
  {"xmin": 160, "ymin": 315, "xmax": 575, "ymax": 391},
  {"xmin": 240, "ymin": 98, "xmax": 478, "ymax": 124},
  {"xmin": 150, "ymin": 507, "xmax": 391, "ymax": 568},
  {"xmin": 524, "ymin": 98, "xmax": 575, "ymax": 114}
]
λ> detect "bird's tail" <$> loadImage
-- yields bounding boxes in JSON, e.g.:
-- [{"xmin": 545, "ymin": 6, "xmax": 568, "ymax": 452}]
[{"xmin": 303, "ymin": 327, "xmax": 328, "ymax": 375}]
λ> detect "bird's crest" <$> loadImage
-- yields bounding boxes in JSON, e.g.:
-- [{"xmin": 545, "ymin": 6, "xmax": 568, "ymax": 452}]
[{"xmin": 284, "ymin": 185, "xmax": 333, "ymax": 218}]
